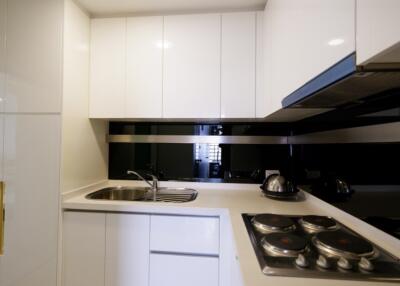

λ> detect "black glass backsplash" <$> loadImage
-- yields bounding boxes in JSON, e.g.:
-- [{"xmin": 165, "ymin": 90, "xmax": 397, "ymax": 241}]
[
  {"xmin": 109, "ymin": 143, "xmax": 290, "ymax": 183},
  {"xmin": 291, "ymin": 144, "xmax": 400, "ymax": 185},
  {"xmin": 108, "ymin": 122, "xmax": 400, "ymax": 185}
]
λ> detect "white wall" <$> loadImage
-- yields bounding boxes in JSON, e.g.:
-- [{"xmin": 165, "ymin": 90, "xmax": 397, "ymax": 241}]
[{"xmin": 62, "ymin": 0, "xmax": 108, "ymax": 193}]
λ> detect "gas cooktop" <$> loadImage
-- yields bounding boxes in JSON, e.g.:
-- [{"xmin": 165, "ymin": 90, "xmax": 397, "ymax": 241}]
[{"xmin": 242, "ymin": 213, "xmax": 400, "ymax": 282}]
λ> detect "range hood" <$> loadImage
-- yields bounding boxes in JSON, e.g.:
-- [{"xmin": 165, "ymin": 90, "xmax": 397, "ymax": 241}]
[{"xmin": 282, "ymin": 53, "xmax": 400, "ymax": 109}]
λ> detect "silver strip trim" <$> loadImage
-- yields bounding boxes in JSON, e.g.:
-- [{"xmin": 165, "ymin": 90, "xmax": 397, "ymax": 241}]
[
  {"xmin": 150, "ymin": 250, "xmax": 219, "ymax": 258},
  {"xmin": 107, "ymin": 134, "xmax": 288, "ymax": 144},
  {"xmin": 107, "ymin": 122, "xmax": 400, "ymax": 144}
]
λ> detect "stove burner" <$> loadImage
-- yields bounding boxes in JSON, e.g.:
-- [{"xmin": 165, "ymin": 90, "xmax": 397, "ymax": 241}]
[
  {"xmin": 299, "ymin": 215, "xmax": 338, "ymax": 233},
  {"xmin": 252, "ymin": 214, "xmax": 296, "ymax": 233},
  {"xmin": 312, "ymin": 230, "xmax": 375, "ymax": 259},
  {"xmin": 261, "ymin": 233, "xmax": 307, "ymax": 257}
]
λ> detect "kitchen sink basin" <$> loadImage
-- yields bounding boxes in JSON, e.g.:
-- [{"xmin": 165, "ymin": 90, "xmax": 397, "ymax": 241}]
[{"xmin": 85, "ymin": 186, "xmax": 198, "ymax": 203}]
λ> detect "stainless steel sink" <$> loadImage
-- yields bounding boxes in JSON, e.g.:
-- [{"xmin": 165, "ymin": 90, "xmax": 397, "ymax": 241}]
[{"xmin": 85, "ymin": 186, "xmax": 198, "ymax": 203}]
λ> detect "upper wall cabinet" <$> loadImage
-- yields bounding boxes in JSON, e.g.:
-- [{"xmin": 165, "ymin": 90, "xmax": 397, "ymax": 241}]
[
  {"xmin": 163, "ymin": 14, "xmax": 221, "ymax": 118},
  {"xmin": 90, "ymin": 18, "xmax": 126, "ymax": 118},
  {"xmin": 5, "ymin": 0, "xmax": 63, "ymax": 113},
  {"xmin": 262, "ymin": 0, "xmax": 355, "ymax": 117},
  {"xmin": 221, "ymin": 12, "xmax": 256, "ymax": 118},
  {"xmin": 126, "ymin": 17, "xmax": 163, "ymax": 118},
  {"xmin": 356, "ymin": 0, "xmax": 400, "ymax": 65},
  {"xmin": 89, "ymin": 13, "xmax": 260, "ymax": 119}
]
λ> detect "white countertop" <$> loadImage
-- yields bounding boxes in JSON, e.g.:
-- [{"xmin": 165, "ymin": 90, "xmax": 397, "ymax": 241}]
[{"xmin": 62, "ymin": 180, "xmax": 400, "ymax": 286}]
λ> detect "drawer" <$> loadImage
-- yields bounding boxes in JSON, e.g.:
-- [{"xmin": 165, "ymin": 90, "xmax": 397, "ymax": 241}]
[
  {"xmin": 150, "ymin": 215, "xmax": 219, "ymax": 255},
  {"xmin": 149, "ymin": 253, "xmax": 219, "ymax": 286}
]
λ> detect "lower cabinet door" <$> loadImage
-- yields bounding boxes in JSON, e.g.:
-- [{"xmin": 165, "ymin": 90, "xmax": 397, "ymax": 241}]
[
  {"xmin": 63, "ymin": 211, "xmax": 106, "ymax": 286},
  {"xmin": 105, "ymin": 213, "xmax": 150, "ymax": 286},
  {"xmin": 149, "ymin": 253, "xmax": 219, "ymax": 286}
]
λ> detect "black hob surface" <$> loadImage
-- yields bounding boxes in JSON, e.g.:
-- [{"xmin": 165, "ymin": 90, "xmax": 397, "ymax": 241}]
[{"xmin": 242, "ymin": 213, "xmax": 400, "ymax": 282}]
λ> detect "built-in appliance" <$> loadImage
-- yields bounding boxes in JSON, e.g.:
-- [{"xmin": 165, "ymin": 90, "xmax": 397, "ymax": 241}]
[
  {"xmin": 242, "ymin": 213, "xmax": 400, "ymax": 282},
  {"xmin": 282, "ymin": 53, "xmax": 400, "ymax": 110}
]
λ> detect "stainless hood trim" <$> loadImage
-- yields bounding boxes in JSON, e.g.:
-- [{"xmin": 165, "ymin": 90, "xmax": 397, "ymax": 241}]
[{"xmin": 282, "ymin": 53, "xmax": 357, "ymax": 108}]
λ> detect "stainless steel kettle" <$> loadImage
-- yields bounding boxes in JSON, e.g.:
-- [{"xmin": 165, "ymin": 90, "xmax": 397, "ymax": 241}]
[
  {"xmin": 311, "ymin": 175, "xmax": 354, "ymax": 202},
  {"xmin": 260, "ymin": 174, "xmax": 299, "ymax": 199}
]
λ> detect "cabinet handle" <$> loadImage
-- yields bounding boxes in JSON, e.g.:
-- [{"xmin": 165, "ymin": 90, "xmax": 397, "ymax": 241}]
[{"xmin": 0, "ymin": 182, "xmax": 4, "ymax": 256}]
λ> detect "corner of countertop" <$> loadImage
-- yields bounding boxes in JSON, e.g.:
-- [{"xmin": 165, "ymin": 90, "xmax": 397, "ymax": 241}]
[{"xmin": 62, "ymin": 180, "xmax": 109, "ymax": 201}]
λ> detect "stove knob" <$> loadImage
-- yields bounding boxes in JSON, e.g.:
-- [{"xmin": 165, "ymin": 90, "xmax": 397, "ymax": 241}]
[
  {"xmin": 316, "ymin": 255, "xmax": 331, "ymax": 269},
  {"xmin": 295, "ymin": 254, "xmax": 309, "ymax": 268},
  {"xmin": 358, "ymin": 257, "xmax": 374, "ymax": 272},
  {"xmin": 337, "ymin": 257, "xmax": 352, "ymax": 270}
]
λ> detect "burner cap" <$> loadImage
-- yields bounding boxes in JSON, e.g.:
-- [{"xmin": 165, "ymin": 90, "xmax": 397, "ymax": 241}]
[
  {"xmin": 252, "ymin": 214, "xmax": 296, "ymax": 233},
  {"xmin": 262, "ymin": 233, "xmax": 307, "ymax": 257},
  {"xmin": 300, "ymin": 215, "xmax": 338, "ymax": 233},
  {"xmin": 313, "ymin": 230, "xmax": 375, "ymax": 259}
]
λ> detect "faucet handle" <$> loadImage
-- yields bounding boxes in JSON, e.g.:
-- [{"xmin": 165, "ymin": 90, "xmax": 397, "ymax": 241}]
[{"xmin": 146, "ymin": 174, "xmax": 158, "ymax": 188}]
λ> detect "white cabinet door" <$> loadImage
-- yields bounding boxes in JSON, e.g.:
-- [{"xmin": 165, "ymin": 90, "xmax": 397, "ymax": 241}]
[
  {"xmin": 221, "ymin": 12, "xmax": 256, "ymax": 118},
  {"xmin": 255, "ymin": 11, "xmax": 265, "ymax": 118},
  {"xmin": 0, "ymin": 0, "xmax": 5, "ymax": 112},
  {"xmin": 149, "ymin": 253, "xmax": 219, "ymax": 286},
  {"xmin": 126, "ymin": 16, "xmax": 163, "ymax": 118},
  {"xmin": 0, "ymin": 114, "xmax": 61, "ymax": 286},
  {"xmin": 5, "ymin": 0, "xmax": 63, "ymax": 113},
  {"xmin": 356, "ymin": 0, "xmax": 400, "ymax": 65},
  {"xmin": 63, "ymin": 212, "xmax": 106, "ymax": 286},
  {"xmin": 105, "ymin": 213, "xmax": 150, "ymax": 286},
  {"xmin": 163, "ymin": 14, "xmax": 221, "ymax": 118},
  {"xmin": 263, "ymin": 0, "xmax": 355, "ymax": 116},
  {"xmin": 90, "ymin": 18, "xmax": 126, "ymax": 118}
]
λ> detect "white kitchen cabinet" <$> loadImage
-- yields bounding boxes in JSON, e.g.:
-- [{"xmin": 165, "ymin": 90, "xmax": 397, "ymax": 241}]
[
  {"xmin": 150, "ymin": 215, "xmax": 219, "ymax": 255},
  {"xmin": 262, "ymin": 0, "xmax": 355, "ymax": 117},
  {"xmin": 0, "ymin": 0, "xmax": 5, "ymax": 112},
  {"xmin": 221, "ymin": 12, "xmax": 256, "ymax": 118},
  {"xmin": 163, "ymin": 14, "xmax": 221, "ymax": 118},
  {"xmin": 90, "ymin": 18, "xmax": 126, "ymax": 118},
  {"xmin": 5, "ymin": 0, "xmax": 63, "ymax": 113},
  {"xmin": 0, "ymin": 114, "xmax": 61, "ymax": 286},
  {"xmin": 0, "ymin": 115, "xmax": 2, "ymax": 178},
  {"xmin": 105, "ymin": 213, "xmax": 150, "ymax": 286},
  {"xmin": 126, "ymin": 16, "xmax": 163, "ymax": 118},
  {"xmin": 149, "ymin": 253, "xmax": 219, "ymax": 286},
  {"xmin": 63, "ymin": 211, "xmax": 106, "ymax": 286},
  {"xmin": 255, "ymin": 11, "xmax": 265, "ymax": 118},
  {"xmin": 62, "ymin": 212, "xmax": 224, "ymax": 286},
  {"xmin": 356, "ymin": 0, "xmax": 400, "ymax": 65}
]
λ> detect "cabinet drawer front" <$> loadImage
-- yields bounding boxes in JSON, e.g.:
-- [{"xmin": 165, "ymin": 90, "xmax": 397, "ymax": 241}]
[
  {"xmin": 149, "ymin": 253, "xmax": 219, "ymax": 286},
  {"xmin": 150, "ymin": 215, "xmax": 219, "ymax": 255}
]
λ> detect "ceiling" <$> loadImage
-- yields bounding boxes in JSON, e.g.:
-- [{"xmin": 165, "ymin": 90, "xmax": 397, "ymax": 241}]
[{"xmin": 75, "ymin": 0, "xmax": 267, "ymax": 17}]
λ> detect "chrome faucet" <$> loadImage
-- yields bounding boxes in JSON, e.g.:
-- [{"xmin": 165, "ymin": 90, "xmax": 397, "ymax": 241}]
[{"xmin": 127, "ymin": 170, "xmax": 158, "ymax": 201}]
